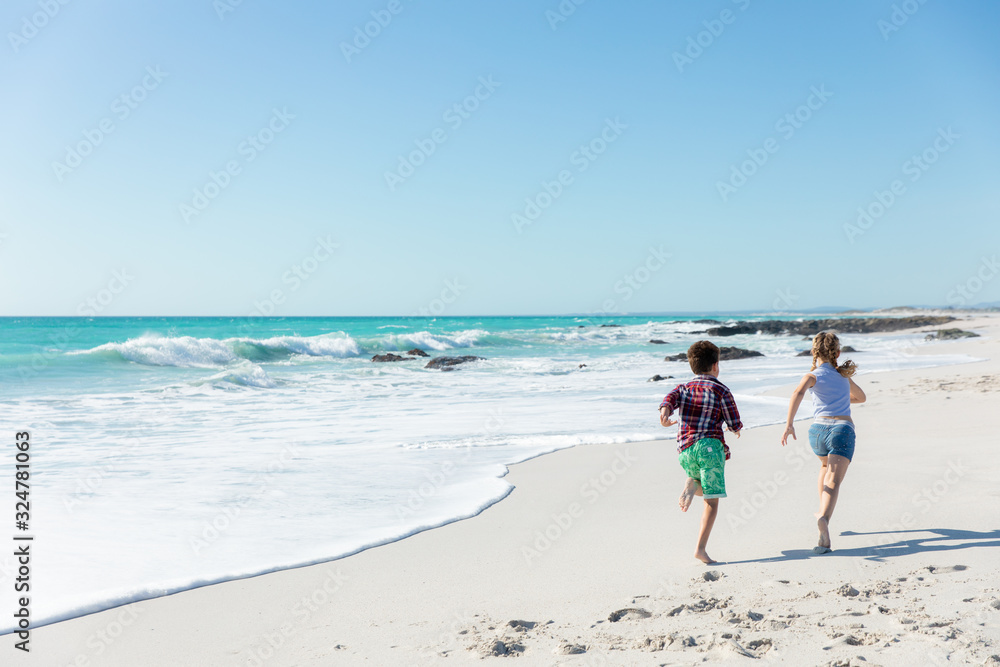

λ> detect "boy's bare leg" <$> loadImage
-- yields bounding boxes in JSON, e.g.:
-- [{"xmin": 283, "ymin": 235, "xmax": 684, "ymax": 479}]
[
  {"xmin": 815, "ymin": 455, "xmax": 851, "ymax": 549},
  {"xmin": 679, "ymin": 478, "xmax": 701, "ymax": 512},
  {"xmin": 695, "ymin": 498, "xmax": 719, "ymax": 564}
]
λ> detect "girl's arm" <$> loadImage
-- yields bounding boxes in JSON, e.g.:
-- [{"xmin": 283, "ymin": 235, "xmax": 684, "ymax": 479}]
[
  {"xmin": 781, "ymin": 373, "xmax": 816, "ymax": 446},
  {"xmin": 848, "ymin": 377, "xmax": 866, "ymax": 404}
]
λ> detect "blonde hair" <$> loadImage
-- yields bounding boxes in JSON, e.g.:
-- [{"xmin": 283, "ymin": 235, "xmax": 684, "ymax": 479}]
[{"xmin": 810, "ymin": 332, "xmax": 857, "ymax": 378}]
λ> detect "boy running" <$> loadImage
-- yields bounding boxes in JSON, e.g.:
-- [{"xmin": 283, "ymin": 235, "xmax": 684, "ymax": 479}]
[{"xmin": 659, "ymin": 341, "xmax": 743, "ymax": 564}]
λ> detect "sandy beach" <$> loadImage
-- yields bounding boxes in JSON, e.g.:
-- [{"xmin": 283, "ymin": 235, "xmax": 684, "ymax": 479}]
[{"xmin": 22, "ymin": 314, "xmax": 1000, "ymax": 666}]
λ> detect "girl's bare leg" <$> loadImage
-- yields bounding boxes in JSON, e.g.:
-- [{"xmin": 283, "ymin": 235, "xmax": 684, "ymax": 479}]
[{"xmin": 816, "ymin": 454, "xmax": 851, "ymax": 549}]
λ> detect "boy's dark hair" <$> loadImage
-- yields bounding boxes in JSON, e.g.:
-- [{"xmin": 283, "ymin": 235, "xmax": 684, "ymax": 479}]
[{"xmin": 687, "ymin": 340, "xmax": 719, "ymax": 374}]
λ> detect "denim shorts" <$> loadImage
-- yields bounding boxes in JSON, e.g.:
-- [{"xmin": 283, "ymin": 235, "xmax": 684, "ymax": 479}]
[{"xmin": 808, "ymin": 420, "xmax": 856, "ymax": 461}]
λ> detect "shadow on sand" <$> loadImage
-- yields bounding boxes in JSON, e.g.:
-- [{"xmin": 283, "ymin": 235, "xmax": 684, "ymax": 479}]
[{"xmin": 722, "ymin": 528, "xmax": 1000, "ymax": 565}]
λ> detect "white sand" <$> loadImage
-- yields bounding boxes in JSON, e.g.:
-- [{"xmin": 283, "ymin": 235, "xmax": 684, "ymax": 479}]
[{"xmin": 18, "ymin": 315, "xmax": 1000, "ymax": 666}]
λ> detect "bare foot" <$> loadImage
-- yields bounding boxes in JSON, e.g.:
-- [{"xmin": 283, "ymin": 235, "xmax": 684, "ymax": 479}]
[
  {"xmin": 694, "ymin": 548, "xmax": 717, "ymax": 565},
  {"xmin": 679, "ymin": 479, "xmax": 698, "ymax": 512},
  {"xmin": 816, "ymin": 515, "xmax": 831, "ymax": 549}
]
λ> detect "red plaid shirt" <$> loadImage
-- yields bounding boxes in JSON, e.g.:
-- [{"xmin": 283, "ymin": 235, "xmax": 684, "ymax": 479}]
[{"xmin": 659, "ymin": 375, "xmax": 743, "ymax": 459}]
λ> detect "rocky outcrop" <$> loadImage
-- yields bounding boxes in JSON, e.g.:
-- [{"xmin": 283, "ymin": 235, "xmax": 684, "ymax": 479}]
[
  {"xmin": 406, "ymin": 348, "xmax": 429, "ymax": 357},
  {"xmin": 796, "ymin": 345, "xmax": 858, "ymax": 357},
  {"xmin": 925, "ymin": 328, "xmax": 979, "ymax": 340},
  {"xmin": 649, "ymin": 339, "xmax": 668, "ymax": 344},
  {"xmin": 425, "ymin": 355, "xmax": 485, "ymax": 370},
  {"xmin": 665, "ymin": 347, "xmax": 763, "ymax": 362},
  {"xmin": 648, "ymin": 374, "xmax": 674, "ymax": 382},
  {"xmin": 700, "ymin": 316, "xmax": 954, "ymax": 337},
  {"xmin": 371, "ymin": 353, "xmax": 406, "ymax": 362},
  {"xmin": 719, "ymin": 346, "xmax": 764, "ymax": 360}
]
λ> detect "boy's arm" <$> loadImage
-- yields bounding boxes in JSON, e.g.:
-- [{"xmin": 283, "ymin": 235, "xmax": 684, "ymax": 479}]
[
  {"xmin": 720, "ymin": 388, "xmax": 743, "ymax": 436},
  {"xmin": 659, "ymin": 385, "xmax": 681, "ymax": 427}
]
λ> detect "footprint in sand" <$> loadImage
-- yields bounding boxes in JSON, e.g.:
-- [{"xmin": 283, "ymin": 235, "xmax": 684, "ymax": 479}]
[
  {"xmin": 696, "ymin": 570, "xmax": 724, "ymax": 582},
  {"xmin": 481, "ymin": 639, "xmax": 524, "ymax": 657},
  {"xmin": 608, "ymin": 608, "xmax": 651, "ymax": 622},
  {"xmin": 555, "ymin": 643, "xmax": 586, "ymax": 655},
  {"xmin": 835, "ymin": 584, "xmax": 860, "ymax": 597},
  {"xmin": 506, "ymin": 620, "xmax": 536, "ymax": 632},
  {"xmin": 926, "ymin": 564, "xmax": 968, "ymax": 574}
]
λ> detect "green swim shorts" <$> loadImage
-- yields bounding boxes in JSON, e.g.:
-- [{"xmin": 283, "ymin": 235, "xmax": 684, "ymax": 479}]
[{"xmin": 678, "ymin": 438, "xmax": 727, "ymax": 499}]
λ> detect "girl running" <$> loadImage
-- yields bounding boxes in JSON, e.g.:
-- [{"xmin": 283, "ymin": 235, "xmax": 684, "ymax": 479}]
[{"xmin": 781, "ymin": 332, "xmax": 866, "ymax": 553}]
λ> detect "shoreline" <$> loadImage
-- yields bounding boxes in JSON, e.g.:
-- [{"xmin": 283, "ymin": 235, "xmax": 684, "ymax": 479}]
[{"xmin": 17, "ymin": 314, "xmax": 1000, "ymax": 665}]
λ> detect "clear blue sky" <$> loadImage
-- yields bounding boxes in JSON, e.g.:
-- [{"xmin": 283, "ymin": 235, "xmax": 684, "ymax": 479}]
[{"xmin": 2, "ymin": 0, "xmax": 998, "ymax": 316}]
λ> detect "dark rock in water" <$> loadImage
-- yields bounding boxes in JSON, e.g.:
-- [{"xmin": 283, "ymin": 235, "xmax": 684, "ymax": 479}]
[
  {"xmin": 372, "ymin": 353, "xmax": 406, "ymax": 362},
  {"xmin": 578, "ymin": 364, "xmax": 587, "ymax": 368},
  {"xmin": 925, "ymin": 328, "xmax": 980, "ymax": 340},
  {"xmin": 406, "ymin": 348, "xmax": 429, "ymax": 357},
  {"xmin": 796, "ymin": 345, "xmax": 858, "ymax": 357},
  {"xmin": 425, "ymin": 355, "xmax": 485, "ymax": 370},
  {"xmin": 600, "ymin": 324, "xmax": 621, "ymax": 328},
  {"xmin": 577, "ymin": 325, "xmax": 585, "ymax": 328},
  {"xmin": 667, "ymin": 347, "xmax": 762, "ymax": 362},
  {"xmin": 705, "ymin": 316, "xmax": 954, "ymax": 337},
  {"xmin": 718, "ymin": 346, "xmax": 764, "ymax": 360},
  {"xmin": 649, "ymin": 339, "xmax": 668, "ymax": 344},
  {"xmin": 692, "ymin": 319, "xmax": 722, "ymax": 325},
  {"xmin": 648, "ymin": 374, "xmax": 674, "ymax": 382}
]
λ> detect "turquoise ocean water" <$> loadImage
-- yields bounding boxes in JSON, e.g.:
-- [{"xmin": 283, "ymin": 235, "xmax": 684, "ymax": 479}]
[{"xmin": 0, "ymin": 315, "xmax": 976, "ymax": 632}]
